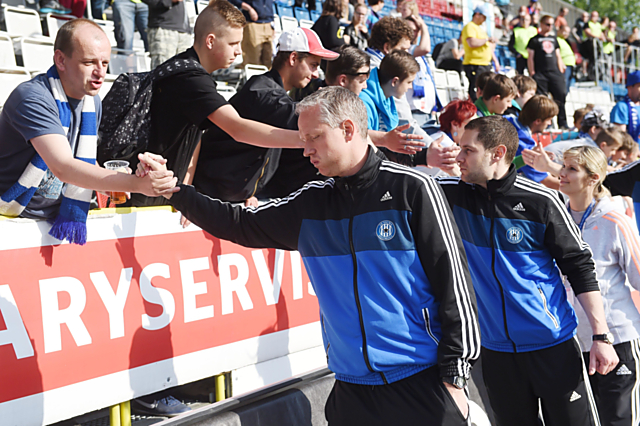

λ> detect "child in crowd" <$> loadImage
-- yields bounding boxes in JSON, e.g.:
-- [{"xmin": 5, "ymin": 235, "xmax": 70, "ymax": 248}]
[
  {"xmin": 475, "ymin": 74, "xmax": 517, "ymax": 117},
  {"xmin": 473, "ymin": 71, "xmax": 494, "ymax": 100},
  {"xmin": 505, "ymin": 95, "xmax": 560, "ymax": 188},
  {"xmin": 504, "ymin": 75, "xmax": 536, "ymax": 117},
  {"xmin": 572, "ymin": 107, "xmax": 592, "ymax": 131},
  {"xmin": 360, "ymin": 50, "xmax": 420, "ymax": 131},
  {"xmin": 610, "ymin": 132, "xmax": 637, "ymax": 169}
]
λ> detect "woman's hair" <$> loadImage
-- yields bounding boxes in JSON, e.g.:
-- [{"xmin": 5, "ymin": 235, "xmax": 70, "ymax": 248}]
[
  {"xmin": 563, "ymin": 146, "xmax": 611, "ymax": 200},
  {"xmin": 322, "ymin": 0, "xmax": 344, "ymax": 18},
  {"xmin": 439, "ymin": 100, "xmax": 477, "ymax": 134}
]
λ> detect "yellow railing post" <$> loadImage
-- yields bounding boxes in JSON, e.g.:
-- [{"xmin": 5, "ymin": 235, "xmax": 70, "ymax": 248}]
[
  {"xmin": 109, "ymin": 404, "xmax": 121, "ymax": 426},
  {"xmin": 119, "ymin": 401, "xmax": 131, "ymax": 426},
  {"xmin": 215, "ymin": 374, "xmax": 226, "ymax": 401}
]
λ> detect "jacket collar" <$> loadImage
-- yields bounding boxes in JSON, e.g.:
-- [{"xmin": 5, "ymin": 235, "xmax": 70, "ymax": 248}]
[
  {"xmin": 335, "ymin": 147, "xmax": 381, "ymax": 191},
  {"xmin": 480, "ymin": 164, "xmax": 517, "ymax": 198},
  {"xmin": 265, "ymin": 68, "xmax": 285, "ymax": 89}
]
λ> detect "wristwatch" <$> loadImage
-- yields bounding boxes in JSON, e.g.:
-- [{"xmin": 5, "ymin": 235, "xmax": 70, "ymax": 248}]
[
  {"xmin": 592, "ymin": 332, "xmax": 615, "ymax": 345},
  {"xmin": 442, "ymin": 376, "xmax": 467, "ymax": 389}
]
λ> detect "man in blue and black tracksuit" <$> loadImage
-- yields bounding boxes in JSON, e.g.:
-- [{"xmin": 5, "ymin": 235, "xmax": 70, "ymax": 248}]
[
  {"xmin": 142, "ymin": 87, "xmax": 481, "ymax": 425},
  {"xmin": 436, "ymin": 116, "xmax": 619, "ymax": 426}
]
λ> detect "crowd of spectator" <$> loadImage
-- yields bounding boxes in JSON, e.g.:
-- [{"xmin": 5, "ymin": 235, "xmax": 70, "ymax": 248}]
[{"xmin": 5, "ymin": 0, "xmax": 640, "ymax": 423}]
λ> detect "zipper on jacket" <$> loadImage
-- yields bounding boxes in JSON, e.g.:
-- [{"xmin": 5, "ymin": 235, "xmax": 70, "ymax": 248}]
[
  {"xmin": 422, "ymin": 308, "xmax": 440, "ymax": 344},
  {"xmin": 250, "ymin": 157, "xmax": 270, "ymax": 198},
  {"xmin": 537, "ymin": 288, "xmax": 560, "ymax": 329},
  {"xmin": 489, "ymin": 195, "xmax": 517, "ymax": 352},
  {"xmin": 346, "ymin": 183, "xmax": 388, "ymax": 384},
  {"xmin": 321, "ymin": 315, "xmax": 331, "ymax": 363}
]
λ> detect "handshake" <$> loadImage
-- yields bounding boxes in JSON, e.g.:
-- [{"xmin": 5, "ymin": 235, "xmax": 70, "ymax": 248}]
[{"xmin": 137, "ymin": 152, "xmax": 181, "ymax": 199}]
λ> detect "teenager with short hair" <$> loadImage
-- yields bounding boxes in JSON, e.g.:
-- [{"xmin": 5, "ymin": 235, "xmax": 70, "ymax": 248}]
[
  {"xmin": 474, "ymin": 70, "xmax": 494, "ymax": 100},
  {"xmin": 359, "ymin": 50, "xmax": 420, "ymax": 131},
  {"xmin": 504, "ymin": 74, "xmax": 536, "ymax": 117},
  {"xmin": 475, "ymin": 74, "xmax": 517, "ymax": 117},
  {"xmin": 437, "ymin": 115, "xmax": 618, "ymax": 426}
]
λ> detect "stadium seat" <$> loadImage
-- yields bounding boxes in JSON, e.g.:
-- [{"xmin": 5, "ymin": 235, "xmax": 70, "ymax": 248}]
[
  {"xmin": 95, "ymin": 19, "xmax": 117, "ymax": 47},
  {"xmin": 45, "ymin": 13, "xmax": 75, "ymax": 39},
  {"xmin": 109, "ymin": 48, "xmax": 148, "ymax": 74},
  {"xmin": 217, "ymin": 84, "xmax": 237, "ymax": 101},
  {"xmin": 0, "ymin": 32, "xmax": 16, "ymax": 67},
  {"xmin": 184, "ymin": 0, "xmax": 197, "ymax": 28},
  {"xmin": 3, "ymin": 0, "xmax": 26, "ymax": 7},
  {"xmin": 4, "ymin": 6, "xmax": 43, "ymax": 38},
  {"xmin": 299, "ymin": 19, "xmax": 314, "ymax": 29},
  {"xmin": 196, "ymin": 0, "xmax": 208, "ymax": 13},
  {"xmin": 433, "ymin": 69, "xmax": 448, "ymax": 88},
  {"xmin": 310, "ymin": 10, "xmax": 321, "ymax": 21},
  {"xmin": 20, "ymin": 37, "xmax": 54, "ymax": 74},
  {"xmin": 0, "ymin": 66, "xmax": 30, "ymax": 108},
  {"xmin": 244, "ymin": 64, "xmax": 268, "ymax": 82},
  {"xmin": 280, "ymin": 15, "xmax": 298, "ymax": 31},
  {"xmin": 278, "ymin": 4, "xmax": 295, "ymax": 18},
  {"xmin": 294, "ymin": 7, "xmax": 311, "ymax": 21}
]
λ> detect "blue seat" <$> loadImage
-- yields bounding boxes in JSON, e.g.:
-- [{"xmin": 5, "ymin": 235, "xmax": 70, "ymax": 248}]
[
  {"xmin": 310, "ymin": 9, "xmax": 321, "ymax": 21},
  {"xmin": 278, "ymin": 4, "xmax": 295, "ymax": 18},
  {"xmin": 294, "ymin": 7, "xmax": 311, "ymax": 20},
  {"xmin": 272, "ymin": 3, "xmax": 277, "ymax": 15}
]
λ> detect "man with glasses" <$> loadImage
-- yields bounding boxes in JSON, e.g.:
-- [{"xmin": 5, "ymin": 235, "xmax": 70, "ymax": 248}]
[{"xmin": 527, "ymin": 15, "xmax": 568, "ymax": 129}]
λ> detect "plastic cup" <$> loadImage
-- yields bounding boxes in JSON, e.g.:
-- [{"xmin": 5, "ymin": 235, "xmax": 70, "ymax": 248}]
[{"xmin": 104, "ymin": 160, "xmax": 130, "ymax": 205}]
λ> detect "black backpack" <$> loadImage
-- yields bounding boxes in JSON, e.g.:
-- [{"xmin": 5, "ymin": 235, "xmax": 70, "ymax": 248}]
[
  {"xmin": 97, "ymin": 58, "xmax": 204, "ymax": 165},
  {"xmin": 431, "ymin": 42, "xmax": 445, "ymax": 64}
]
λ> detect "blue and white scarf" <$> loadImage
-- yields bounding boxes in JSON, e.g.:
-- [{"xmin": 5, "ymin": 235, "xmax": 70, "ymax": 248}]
[
  {"xmin": 0, "ymin": 66, "xmax": 97, "ymax": 245},
  {"xmin": 412, "ymin": 56, "xmax": 442, "ymax": 112},
  {"xmin": 625, "ymin": 94, "xmax": 640, "ymax": 142}
]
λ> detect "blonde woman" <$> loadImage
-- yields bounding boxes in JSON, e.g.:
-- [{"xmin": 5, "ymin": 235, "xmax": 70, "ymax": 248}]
[{"xmin": 560, "ymin": 145, "xmax": 640, "ymax": 426}]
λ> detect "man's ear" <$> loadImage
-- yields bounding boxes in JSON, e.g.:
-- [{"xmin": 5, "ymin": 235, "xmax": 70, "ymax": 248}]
[
  {"xmin": 205, "ymin": 33, "xmax": 216, "ymax": 49},
  {"xmin": 390, "ymin": 76, "xmax": 400, "ymax": 87},
  {"xmin": 493, "ymin": 145, "xmax": 507, "ymax": 162},
  {"xmin": 289, "ymin": 52, "xmax": 298, "ymax": 66},
  {"xmin": 488, "ymin": 95, "xmax": 500, "ymax": 104},
  {"xmin": 343, "ymin": 119, "xmax": 356, "ymax": 141},
  {"xmin": 54, "ymin": 50, "xmax": 66, "ymax": 72},
  {"xmin": 382, "ymin": 42, "xmax": 391, "ymax": 54},
  {"xmin": 337, "ymin": 74, "xmax": 349, "ymax": 87}
]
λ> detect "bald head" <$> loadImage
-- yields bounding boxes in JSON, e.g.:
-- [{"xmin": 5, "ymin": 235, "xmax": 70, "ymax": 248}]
[
  {"xmin": 54, "ymin": 18, "xmax": 107, "ymax": 58},
  {"xmin": 194, "ymin": 0, "xmax": 246, "ymax": 46}
]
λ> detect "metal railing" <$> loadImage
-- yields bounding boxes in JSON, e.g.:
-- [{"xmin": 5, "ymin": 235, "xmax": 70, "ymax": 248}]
[{"xmin": 592, "ymin": 38, "xmax": 640, "ymax": 92}]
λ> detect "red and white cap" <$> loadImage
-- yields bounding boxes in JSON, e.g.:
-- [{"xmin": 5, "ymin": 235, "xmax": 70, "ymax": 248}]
[{"xmin": 277, "ymin": 28, "xmax": 340, "ymax": 60}]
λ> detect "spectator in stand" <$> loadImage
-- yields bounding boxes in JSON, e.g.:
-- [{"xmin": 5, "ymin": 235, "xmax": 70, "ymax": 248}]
[
  {"xmin": 360, "ymin": 50, "xmax": 419, "ymax": 132},
  {"xmin": 508, "ymin": 13, "xmax": 537, "ymax": 75},
  {"xmin": 397, "ymin": 0, "xmax": 419, "ymax": 19},
  {"xmin": 559, "ymin": 145, "xmax": 640, "ymax": 426},
  {"xmin": 365, "ymin": 0, "xmax": 384, "ymax": 31},
  {"xmin": 558, "ymin": 25, "xmax": 576, "ymax": 90},
  {"xmin": 143, "ymin": 0, "xmax": 192, "ymax": 69},
  {"xmin": 365, "ymin": 16, "xmax": 413, "ymax": 68},
  {"xmin": 554, "ymin": 7, "xmax": 568, "ymax": 31},
  {"xmin": 434, "ymin": 99, "xmax": 477, "ymax": 148},
  {"xmin": 0, "ymin": 19, "xmax": 164, "ymax": 240},
  {"xmin": 461, "ymin": 3, "xmax": 500, "ymax": 101},
  {"xmin": 345, "ymin": 3, "xmax": 369, "ymax": 50},
  {"xmin": 581, "ymin": 11, "xmax": 605, "ymax": 81},
  {"xmin": 527, "ymin": 0, "xmax": 541, "ymax": 26},
  {"xmin": 193, "ymin": 27, "xmax": 339, "ymax": 205},
  {"xmin": 504, "ymin": 74, "xmax": 536, "ymax": 117},
  {"xmin": 436, "ymin": 36, "xmax": 463, "ymax": 74},
  {"xmin": 624, "ymin": 27, "xmax": 640, "ymax": 63},
  {"xmin": 611, "ymin": 70, "xmax": 640, "ymax": 143},
  {"xmin": 572, "ymin": 107, "xmax": 592, "ymax": 132},
  {"xmin": 112, "ymin": 0, "xmax": 149, "ymax": 52},
  {"xmin": 507, "ymin": 95, "xmax": 560, "ymax": 188},
  {"xmin": 404, "ymin": 14, "xmax": 431, "ymax": 57},
  {"xmin": 340, "ymin": 0, "xmax": 354, "ymax": 23},
  {"xmin": 40, "ymin": 0, "xmax": 72, "ymax": 14},
  {"xmin": 610, "ymin": 132, "xmax": 636, "ymax": 169},
  {"xmin": 474, "ymin": 70, "xmax": 495, "ymax": 100},
  {"xmin": 404, "ymin": 15, "xmax": 438, "ymax": 126},
  {"xmin": 573, "ymin": 11, "xmax": 589, "ymax": 44},
  {"xmin": 603, "ymin": 19, "xmax": 617, "ymax": 75},
  {"xmin": 509, "ymin": 5, "xmax": 528, "ymax": 29},
  {"xmin": 58, "ymin": 0, "xmax": 86, "ymax": 17},
  {"xmin": 475, "ymin": 74, "xmax": 517, "ymax": 117},
  {"xmin": 234, "ymin": 0, "xmax": 275, "ymax": 68},
  {"xmin": 312, "ymin": 0, "xmax": 347, "ymax": 52},
  {"xmin": 527, "ymin": 15, "xmax": 568, "ymax": 129}
]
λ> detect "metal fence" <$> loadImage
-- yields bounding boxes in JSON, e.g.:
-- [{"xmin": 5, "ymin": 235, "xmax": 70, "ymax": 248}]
[{"xmin": 592, "ymin": 38, "xmax": 640, "ymax": 93}]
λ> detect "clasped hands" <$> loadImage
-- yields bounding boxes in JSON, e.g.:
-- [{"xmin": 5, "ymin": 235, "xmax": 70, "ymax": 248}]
[{"xmin": 136, "ymin": 152, "xmax": 181, "ymax": 199}]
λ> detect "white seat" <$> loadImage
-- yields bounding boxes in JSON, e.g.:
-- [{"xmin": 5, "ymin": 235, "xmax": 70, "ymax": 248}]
[
  {"xmin": 95, "ymin": 19, "xmax": 117, "ymax": 48},
  {"xmin": 45, "ymin": 13, "xmax": 75, "ymax": 39},
  {"xmin": 184, "ymin": 0, "xmax": 197, "ymax": 28},
  {"xmin": 244, "ymin": 64, "xmax": 268, "ymax": 81},
  {"xmin": 445, "ymin": 70, "xmax": 462, "ymax": 88},
  {"xmin": 437, "ymin": 87, "xmax": 450, "ymax": 105},
  {"xmin": 0, "ymin": 66, "xmax": 31, "ymax": 108},
  {"xmin": 132, "ymin": 31, "xmax": 145, "ymax": 52},
  {"xmin": 99, "ymin": 73, "xmax": 117, "ymax": 100},
  {"xmin": 299, "ymin": 19, "xmax": 314, "ymax": 29},
  {"xmin": 448, "ymin": 87, "xmax": 466, "ymax": 101},
  {"xmin": 4, "ymin": 6, "xmax": 43, "ymax": 38},
  {"xmin": 20, "ymin": 37, "xmax": 54, "ymax": 73},
  {"xmin": 434, "ymin": 69, "xmax": 448, "ymax": 88},
  {"xmin": 273, "ymin": 14, "xmax": 283, "ymax": 33},
  {"xmin": 0, "ymin": 32, "xmax": 16, "ymax": 67},
  {"xmin": 109, "ymin": 48, "xmax": 147, "ymax": 74},
  {"xmin": 280, "ymin": 16, "xmax": 299, "ymax": 32},
  {"xmin": 196, "ymin": 0, "xmax": 208, "ymax": 13}
]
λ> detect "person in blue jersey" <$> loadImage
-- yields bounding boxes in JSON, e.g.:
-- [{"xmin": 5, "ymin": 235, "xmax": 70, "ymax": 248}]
[
  {"xmin": 611, "ymin": 70, "xmax": 640, "ymax": 144},
  {"xmin": 436, "ymin": 115, "xmax": 618, "ymax": 426},
  {"xmin": 141, "ymin": 86, "xmax": 480, "ymax": 426}
]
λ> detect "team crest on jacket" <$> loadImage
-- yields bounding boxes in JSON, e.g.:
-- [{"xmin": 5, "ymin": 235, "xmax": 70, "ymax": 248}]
[
  {"xmin": 506, "ymin": 226, "xmax": 524, "ymax": 244},
  {"xmin": 376, "ymin": 220, "xmax": 396, "ymax": 241}
]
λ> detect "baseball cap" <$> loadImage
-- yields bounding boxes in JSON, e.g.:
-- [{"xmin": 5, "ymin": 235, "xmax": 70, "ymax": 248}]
[
  {"xmin": 582, "ymin": 110, "xmax": 608, "ymax": 128},
  {"xmin": 627, "ymin": 71, "xmax": 640, "ymax": 87},
  {"xmin": 473, "ymin": 3, "xmax": 490, "ymax": 16},
  {"xmin": 277, "ymin": 28, "xmax": 340, "ymax": 60}
]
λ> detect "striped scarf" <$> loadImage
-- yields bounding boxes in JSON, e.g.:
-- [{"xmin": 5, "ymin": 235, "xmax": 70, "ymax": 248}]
[{"xmin": 0, "ymin": 65, "xmax": 97, "ymax": 245}]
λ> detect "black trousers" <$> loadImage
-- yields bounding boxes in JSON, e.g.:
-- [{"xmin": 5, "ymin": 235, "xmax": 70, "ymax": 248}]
[
  {"xmin": 583, "ymin": 339, "xmax": 640, "ymax": 426},
  {"xmin": 438, "ymin": 58, "xmax": 463, "ymax": 75},
  {"xmin": 482, "ymin": 338, "xmax": 600, "ymax": 426},
  {"xmin": 533, "ymin": 70, "xmax": 568, "ymax": 128},
  {"xmin": 516, "ymin": 56, "xmax": 528, "ymax": 75},
  {"xmin": 463, "ymin": 64, "xmax": 492, "ymax": 102},
  {"xmin": 325, "ymin": 366, "xmax": 468, "ymax": 426}
]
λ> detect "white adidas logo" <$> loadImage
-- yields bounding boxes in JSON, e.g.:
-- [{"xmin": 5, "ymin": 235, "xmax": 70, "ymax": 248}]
[
  {"xmin": 380, "ymin": 191, "xmax": 393, "ymax": 202},
  {"xmin": 569, "ymin": 391, "xmax": 581, "ymax": 402},
  {"xmin": 617, "ymin": 364, "xmax": 633, "ymax": 375},
  {"xmin": 513, "ymin": 203, "xmax": 526, "ymax": 212}
]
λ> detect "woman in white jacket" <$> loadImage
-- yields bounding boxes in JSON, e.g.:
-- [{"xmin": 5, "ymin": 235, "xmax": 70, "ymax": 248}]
[{"xmin": 560, "ymin": 145, "xmax": 640, "ymax": 426}]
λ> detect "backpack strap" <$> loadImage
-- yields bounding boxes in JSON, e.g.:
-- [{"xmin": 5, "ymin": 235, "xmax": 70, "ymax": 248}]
[{"xmin": 151, "ymin": 57, "xmax": 205, "ymax": 83}]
